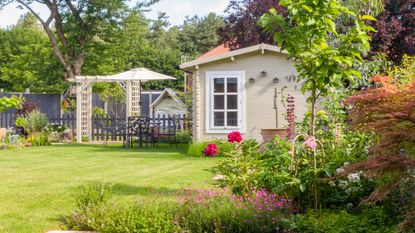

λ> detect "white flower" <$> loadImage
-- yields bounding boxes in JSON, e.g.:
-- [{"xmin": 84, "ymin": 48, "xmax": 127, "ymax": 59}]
[
  {"xmin": 347, "ymin": 173, "xmax": 360, "ymax": 183},
  {"xmin": 328, "ymin": 181, "xmax": 336, "ymax": 187},
  {"xmin": 336, "ymin": 167, "xmax": 345, "ymax": 173},
  {"xmin": 346, "ymin": 148, "xmax": 351, "ymax": 156},
  {"xmin": 213, "ymin": 175, "xmax": 224, "ymax": 181},
  {"xmin": 338, "ymin": 180, "xmax": 348, "ymax": 189}
]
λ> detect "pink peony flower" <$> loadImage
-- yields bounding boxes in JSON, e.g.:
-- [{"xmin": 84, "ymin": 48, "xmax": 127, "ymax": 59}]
[
  {"xmin": 228, "ymin": 131, "xmax": 242, "ymax": 143},
  {"xmin": 204, "ymin": 144, "xmax": 218, "ymax": 157},
  {"xmin": 304, "ymin": 137, "xmax": 317, "ymax": 150}
]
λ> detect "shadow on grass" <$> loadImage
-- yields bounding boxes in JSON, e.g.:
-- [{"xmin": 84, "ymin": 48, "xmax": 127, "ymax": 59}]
[
  {"xmin": 51, "ymin": 143, "xmax": 190, "ymax": 156},
  {"xmin": 72, "ymin": 181, "xmax": 186, "ymax": 197}
]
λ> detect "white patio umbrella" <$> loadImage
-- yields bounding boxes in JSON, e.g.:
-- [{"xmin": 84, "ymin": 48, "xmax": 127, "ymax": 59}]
[
  {"xmin": 109, "ymin": 68, "xmax": 177, "ymax": 82},
  {"xmin": 110, "ymin": 68, "xmax": 176, "ymax": 105}
]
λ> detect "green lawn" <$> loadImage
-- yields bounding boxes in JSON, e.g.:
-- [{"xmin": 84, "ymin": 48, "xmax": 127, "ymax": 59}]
[{"xmin": 0, "ymin": 144, "xmax": 218, "ymax": 233}]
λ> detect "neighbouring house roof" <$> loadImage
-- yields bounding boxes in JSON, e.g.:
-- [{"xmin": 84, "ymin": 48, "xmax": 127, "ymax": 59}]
[
  {"xmin": 150, "ymin": 88, "xmax": 185, "ymax": 108},
  {"xmin": 180, "ymin": 43, "xmax": 287, "ymax": 70}
]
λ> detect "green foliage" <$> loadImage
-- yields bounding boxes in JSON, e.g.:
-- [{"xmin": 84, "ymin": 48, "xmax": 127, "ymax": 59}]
[
  {"xmin": 27, "ymin": 132, "xmax": 50, "ymax": 147},
  {"xmin": 173, "ymin": 13, "xmax": 224, "ymax": 55},
  {"xmin": 294, "ymin": 206, "xmax": 396, "ymax": 233},
  {"xmin": 175, "ymin": 130, "xmax": 192, "ymax": 144},
  {"xmin": 176, "ymin": 189, "xmax": 293, "ymax": 233},
  {"xmin": 67, "ymin": 184, "xmax": 182, "ymax": 233},
  {"xmin": 0, "ymin": 14, "xmax": 66, "ymax": 92},
  {"xmin": 212, "ymin": 137, "xmax": 294, "ymax": 194},
  {"xmin": 92, "ymin": 106, "xmax": 107, "ymax": 116},
  {"xmin": 0, "ymin": 96, "xmax": 21, "ymax": 112},
  {"xmin": 23, "ymin": 110, "xmax": 49, "ymax": 134},
  {"xmin": 75, "ymin": 184, "xmax": 113, "ymax": 211},
  {"xmin": 187, "ymin": 139, "xmax": 234, "ymax": 157},
  {"xmin": 15, "ymin": 117, "xmax": 25, "ymax": 127}
]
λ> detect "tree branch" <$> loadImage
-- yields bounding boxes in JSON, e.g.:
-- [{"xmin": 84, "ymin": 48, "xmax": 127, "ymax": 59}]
[{"xmin": 16, "ymin": 0, "xmax": 70, "ymax": 74}]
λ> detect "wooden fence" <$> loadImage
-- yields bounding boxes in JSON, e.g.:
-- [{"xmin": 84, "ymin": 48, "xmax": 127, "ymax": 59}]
[
  {"xmin": 1, "ymin": 112, "xmax": 190, "ymax": 142},
  {"xmin": 91, "ymin": 114, "xmax": 190, "ymax": 142}
]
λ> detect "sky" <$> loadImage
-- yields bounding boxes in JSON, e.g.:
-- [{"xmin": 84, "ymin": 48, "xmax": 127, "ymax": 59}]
[{"xmin": 0, "ymin": 0, "xmax": 230, "ymax": 28}]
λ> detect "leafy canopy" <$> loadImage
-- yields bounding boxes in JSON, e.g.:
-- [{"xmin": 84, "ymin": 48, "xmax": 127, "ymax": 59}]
[
  {"xmin": 261, "ymin": 0, "xmax": 375, "ymax": 102},
  {"xmin": 0, "ymin": 96, "xmax": 22, "ymax": 113}
]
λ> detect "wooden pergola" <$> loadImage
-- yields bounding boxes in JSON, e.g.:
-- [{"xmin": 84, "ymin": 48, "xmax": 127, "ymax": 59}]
[{"xmin": 69, "ymin": 68, "xmax": 176, "ymax": 143}]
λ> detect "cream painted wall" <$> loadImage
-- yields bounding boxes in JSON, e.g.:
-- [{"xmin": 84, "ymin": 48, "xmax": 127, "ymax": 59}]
[{"xmin": 195, "ymin": 51, "xmax": 308, "ymax": 142}]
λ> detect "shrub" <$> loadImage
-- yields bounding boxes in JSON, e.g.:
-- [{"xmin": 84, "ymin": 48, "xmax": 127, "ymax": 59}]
[
  {"xmin": 294, "ymin": 206, "xmax": 397, "ymax": 233},
  {"xmin": 66, "ymin": 184, "xmax": 182, "ymax": 233},
  {"xmin": 176, "ymin": 188, "xmax": 293, "ymax": 233},
  {"xmin": 15, "ymin": 99, "xmax": 39, "ymax": 116},
  {"xmin": 176, "ymin": 130, "xmax": 192, "ymax": 144},
  {"xmin": 212, "ymin": 137, "xmax": 293, "ymax": 194},
  {"xmin": 44, "ymin": 123, "xmax": 67, "ymax": 133},
  {"xmin": 23, "ymin": 110, "xmax": 48, "ymax": 134},
  {"xmin": 187, "ymin": 139, "xmax": 234, "ymax": 157},
  {"xmin": 0, "ymin": 96, "xmax": 21, "ymax": 113},
  {"xmin": 27, "ymin": 132, "xmax": 50, "ymax": 147}
]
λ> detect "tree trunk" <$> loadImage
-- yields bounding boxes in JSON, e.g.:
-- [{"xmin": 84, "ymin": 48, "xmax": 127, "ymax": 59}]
[{"xmin": 310, "ymin": 89, "xmax": 318, "ymax": 210}]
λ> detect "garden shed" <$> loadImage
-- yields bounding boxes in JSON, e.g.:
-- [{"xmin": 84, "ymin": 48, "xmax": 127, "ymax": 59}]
[
  {"xmin": 180, "ymin": 43, "xmax": 309, "ymax": 142},
  {"xmin": 150, "ymin": 88, "xmax": 186, "ymax": 118}
]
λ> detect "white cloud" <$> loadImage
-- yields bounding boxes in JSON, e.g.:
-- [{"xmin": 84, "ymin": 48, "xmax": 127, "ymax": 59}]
[{"xmin": 0, "ymin": 0, "xmax": 230, "ymax": 28}]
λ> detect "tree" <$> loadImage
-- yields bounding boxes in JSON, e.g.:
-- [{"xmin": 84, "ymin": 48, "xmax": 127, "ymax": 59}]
[
  {"xmin": 346, "ymin": 74, "xmax": 415, "ymax": 232},
  {"xmin": 0, "ymin": 14, "xmax": 66, "ymax": 92},
  {"xmin": 218, "ymin": 0, "xmax": 383, "ymax": 51},
  {"xmin": 261, "ymin": 0, "xmax": 373, "ymax": 140},
  {"xmin": 218, "ymin": 0, "xmax": 286, "ymax": 50},
  {"xmin": 370, "ymin": 0, "xmax": 415, "ymax": 64},
  {"xmin": 175, "ymin": 13, "xmax": 224, "ymax": 55},
  {"xmin": 0, "ymin": 0, "xmax": 129, "ymax": 80},
  {"xmin": 261, "ymin": 0, "xmax": 373, "ymax": 208}
]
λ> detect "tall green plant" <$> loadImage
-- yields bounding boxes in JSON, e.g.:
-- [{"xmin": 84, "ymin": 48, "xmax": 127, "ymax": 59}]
[{"xmin": 260, "ymin": 0, "xmax": 375, "ymax": 208}]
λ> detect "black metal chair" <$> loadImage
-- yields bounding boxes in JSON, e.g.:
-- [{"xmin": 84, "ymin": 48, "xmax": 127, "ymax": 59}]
[
  {"xmin": 95, "ymin": 115, "xmax": 127, "ymax": 146},
  {"xmin": 126, "ymin": 116, "xmax": 158, "ymax": 149},
  {"xmin": 157, "ymin": 116, "xmax": 180, "ymax": 147}
]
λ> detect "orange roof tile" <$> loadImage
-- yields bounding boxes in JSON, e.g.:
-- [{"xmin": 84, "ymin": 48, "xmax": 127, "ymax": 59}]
[{"xmin": 197, "ymin": 44, "xmax": 230, "ymax": 60}]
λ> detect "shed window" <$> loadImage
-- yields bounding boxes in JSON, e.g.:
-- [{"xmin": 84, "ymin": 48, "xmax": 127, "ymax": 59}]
[{"xmin": 206, "ymin": 71, "xmax": 245, "ymax": 133}]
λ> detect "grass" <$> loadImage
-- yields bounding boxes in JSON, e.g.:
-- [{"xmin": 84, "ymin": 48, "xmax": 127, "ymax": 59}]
[{"xmin": 0, "ymin": 144, "xmax": 218, "ymax": 233}]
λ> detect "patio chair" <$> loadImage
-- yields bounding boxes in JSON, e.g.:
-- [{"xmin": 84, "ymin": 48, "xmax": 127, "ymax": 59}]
[
  {"xmin": 95, "ymin": 115, "xmax": 127, "ymax": 146},
  {"xmin": 157, "ymin": 116, "xmax": 180, "ymax": 147},
  {"xmin": 127, "ymin": 116, "xmax": 158, "ymax": 149}
]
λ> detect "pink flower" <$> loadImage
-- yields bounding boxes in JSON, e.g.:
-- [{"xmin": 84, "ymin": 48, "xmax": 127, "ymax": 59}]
[
  {"xmin": 204, "ymin": 144, "xmax": 218, "ymax": 157},
  {"xmin": 304, "ymin": 137, "xmax": 317, "ymax": 150},
  {"xmin": 228, "ymin": 131, "xmax": 242, "ymax": 143}
]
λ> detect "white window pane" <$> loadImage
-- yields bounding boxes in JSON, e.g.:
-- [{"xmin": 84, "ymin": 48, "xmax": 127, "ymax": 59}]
[
  {"xmin": 227, "ymin": 112, "xmax": 238, "ymax": 126},
  {"xmin": 214, "ymin": 95, "xmax": 224, "ymax": 110},
  {"xmin": 214, "ymin": 112, "xmax": 225, "ymax": 126},
  {"xmin": 227, "ymin": 95, "xmax": 238, "ymax": 110},
  {"xmin": 227, "ymin": 78, "xmax": 238, "ymax": 92},
  {"xmin": 214, "ymin": 78, "xmax": 224, "ymax": 93}
]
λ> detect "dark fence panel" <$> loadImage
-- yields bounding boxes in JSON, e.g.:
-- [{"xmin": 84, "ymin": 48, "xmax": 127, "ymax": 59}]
[
  {"xmin": 0, "ymin": 112, "xmax": 16, "ymax": 128},
  {"xmin": 0, "ymin": 93, "xmax": 62, "ymax": 116}
]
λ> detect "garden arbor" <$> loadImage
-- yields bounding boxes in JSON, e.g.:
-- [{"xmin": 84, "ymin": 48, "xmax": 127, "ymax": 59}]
[{"xmin": 70, "ymin": 68, "xmax": 176, "ymax": 143}]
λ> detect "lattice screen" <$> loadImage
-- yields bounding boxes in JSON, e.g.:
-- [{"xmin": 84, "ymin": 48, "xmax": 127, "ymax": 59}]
[
  {"xmin": 130, "ymin": 81, "xmax": 141, "ymax": 116},
  {"xmin": 78, "ymin": 83, "xmax": 92, "ymax": 141}
]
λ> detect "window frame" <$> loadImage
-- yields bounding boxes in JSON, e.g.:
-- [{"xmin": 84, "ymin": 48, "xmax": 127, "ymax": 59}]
[{"xmin": 205, "ymin": 71, "xmax": 246, "ymax": 134}]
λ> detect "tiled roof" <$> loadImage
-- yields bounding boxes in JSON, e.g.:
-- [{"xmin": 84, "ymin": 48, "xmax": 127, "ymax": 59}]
[{"xmin": 197, "ymin": 44, "xmax": 230, "ymax": 60}]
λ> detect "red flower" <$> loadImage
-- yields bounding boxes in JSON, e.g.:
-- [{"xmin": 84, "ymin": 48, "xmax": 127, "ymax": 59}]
[
  {"xmin": 228, "ymin": 131, "xmax": 242, "ymax": 143},
  {"xmin": 204, "ymin": 144, "xmax": 218, "ymax": 157}
]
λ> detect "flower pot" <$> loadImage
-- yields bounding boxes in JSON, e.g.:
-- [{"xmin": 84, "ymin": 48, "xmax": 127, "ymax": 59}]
[{"xmin": 261, "ymin": 128, "xmax": 288, "ymax": 142}]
